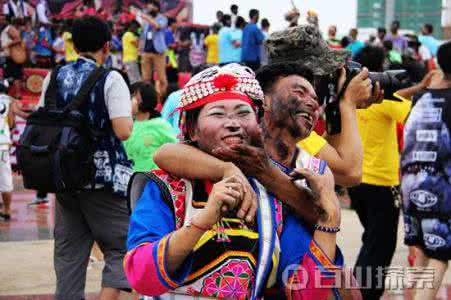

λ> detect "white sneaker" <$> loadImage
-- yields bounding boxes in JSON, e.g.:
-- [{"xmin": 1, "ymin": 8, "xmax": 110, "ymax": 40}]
[{"xmin": 28, "ymin": 197, "xmax": 49, "ymax": 207}]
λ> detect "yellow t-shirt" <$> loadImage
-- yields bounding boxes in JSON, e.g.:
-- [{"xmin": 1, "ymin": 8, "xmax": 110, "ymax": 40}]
[
  {"xmin": 62, "ymin": 32, "xmax": 78, "ymax": 62},
  {"xmin": 357, "ymin": 99, "xmax": 411, "ymax": 186},
  {"xmin": 204, "ymin": 34, "xmax": 219, "ymax": 64},
  {"xmin": 297, "ymin": 131, "xmax": 327, "ymax": 156},
  {"xmin": 122, "ymin": 31, "xmax": 139, "ymax": 63}
]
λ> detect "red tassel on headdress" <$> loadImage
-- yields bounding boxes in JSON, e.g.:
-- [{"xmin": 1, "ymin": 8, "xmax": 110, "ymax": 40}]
[{"xmin": 213, "ymin": 74, "xmax": 238, "ymax": 90}]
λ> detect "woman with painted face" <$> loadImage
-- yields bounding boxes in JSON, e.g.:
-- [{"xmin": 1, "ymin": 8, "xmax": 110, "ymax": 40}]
[{"xmin": 124, "ymin": 64, "xmax": 345, "ymax": 300}]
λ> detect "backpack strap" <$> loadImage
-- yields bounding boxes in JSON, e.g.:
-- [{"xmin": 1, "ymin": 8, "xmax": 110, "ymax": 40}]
[
  {"xmin": 44, "ymin": 65, "xmax": 63, "ymax": 110},
  {"xmin": 63, "ymin": 67, "xmax": 108, "ymax": 113},
  {"xmin": 127, "ymin": 172, "xmax": 175, "ymax": 215}
]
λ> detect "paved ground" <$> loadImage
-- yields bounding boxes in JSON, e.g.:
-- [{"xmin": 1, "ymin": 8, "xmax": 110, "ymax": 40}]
[{"xmin": 0, "ymin": 187, "xmax": 450, "ymax": 299}]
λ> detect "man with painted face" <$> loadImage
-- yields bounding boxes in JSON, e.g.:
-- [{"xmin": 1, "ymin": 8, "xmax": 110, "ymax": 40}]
[
  {"xmin": 153, "ymin": 61, "xmax": 374, "ymax": 224},
  {"xmin": 264, "ymin": 24, "xmax": 385, "ymax": 187},
  {"xmin": 154, "ymin": 25, "xmax": 382, "ymax": 210}
]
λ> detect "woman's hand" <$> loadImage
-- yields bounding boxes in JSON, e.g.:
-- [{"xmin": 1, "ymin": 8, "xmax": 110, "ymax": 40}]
[
  {"xmin": 222, "ymin": 163, "xmax": 257, "ymax": 223},
  {"xmin": 194, "ymin": 176, "xmax": 253, "ymax": 228},
  {"xmin": 290, "ymin": 167, "xmax": 341, "ymax": 226}
]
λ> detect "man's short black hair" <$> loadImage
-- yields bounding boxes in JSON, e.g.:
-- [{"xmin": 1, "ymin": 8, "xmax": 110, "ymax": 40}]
[
  {"xmin": 437, "ymin": 40, "xmax": 451, "ymax": 75},
  {"xmin": 261, "ymin": 18, "xmax": 270, "ymax": 29},
  {"xmin": 377, "ymin": 27, "xmax": 386, "ymax": 34},
  {"xmin": 249, "ymin": 9, "xmax": 259, "ymax": 20},
  {"xmin": 222, "ymin": 14, "xmax": 231, "ymax": 24},
  {"xmin": 72, "ymin": 16, "xmax": 112, "ymax": 53},
  {"xmin": 355, "ymin": 45, "xmax": 385, "ymax": 72},
  {"xmin": 256, "ymin": 63, "xmax": 314, "ymax": 94},
  {"xmin": 235, "ymin": 16, "xmax": 246, "ymax": 29},
  {"xmin": 231, "ymin": 4, "xmax": 238, "ymax": 11},
  {"xmin": 424, "ymin": 23, "xmax": 434, "ymax": 34}
]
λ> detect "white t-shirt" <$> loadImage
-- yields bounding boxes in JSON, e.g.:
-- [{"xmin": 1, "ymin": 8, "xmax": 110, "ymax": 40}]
[
  {"xmin": 38, "ymin": 59, "xmax": 132, "ymax": 120},
  {"xmin": 0, "ymin": 95, "xmax": 12, "ymax": 150},
  {"xmin": 36, "ymin": 1, "xmax": 50, "ymax": 25},
  {"xmin": 3, "ymin": 0, "xmax": 26, "ymax": 18},
  {"xmin": 419, "ymin": 45, "xmax": 432, "ymax": 61},
  {"xmin": 52, "ymin": 37, "xmax": 64, "ymax": 63},
  {"xmin": 0, "ymin": 25, "xmax": 12, "ymax": 57}
]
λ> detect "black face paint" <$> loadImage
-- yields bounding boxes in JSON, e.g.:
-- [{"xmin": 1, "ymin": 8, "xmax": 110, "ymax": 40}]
[
  {"xmin": 275, "ymin": 139, "xmax": 290, "ymax": 160},
  {"xmin": 286, "ymin": 96, "xmax": 304, "ymax": 138},
  {"xmin": 261, "ymin": 118, "xmax": 289, "ymax": 161},
  {"xmin": 269, "ymin": 94, "xmax": 309, "ymax": 140},
  {"xmin": 260, "ymin": 121, "xmax": 272, "ymax": 141}
]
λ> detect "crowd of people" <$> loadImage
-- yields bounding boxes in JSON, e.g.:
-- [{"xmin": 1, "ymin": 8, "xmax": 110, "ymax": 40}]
[
  {"xmin": 0, "ymin": 1, "xmax": 450, "ymax": 300},
  {"xmin": 0, "ymin": 1, "xmax": 272, "ymax": 99},
  {"xmin": 326, "ymin": 20, "xmax": 441, "ymax": 85}
]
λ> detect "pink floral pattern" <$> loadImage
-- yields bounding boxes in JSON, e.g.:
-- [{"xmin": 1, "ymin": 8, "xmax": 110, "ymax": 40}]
[
  {"xmin": 200, "ymin": 260, "xmax": 255, "ymax": 300},
  {"xmin": 274, "ymin": 199, "xmax": 284, "ymax": 236},
  {"xmin": 152, "ymin": 170, "xmax": 186, "ymax": 229}
]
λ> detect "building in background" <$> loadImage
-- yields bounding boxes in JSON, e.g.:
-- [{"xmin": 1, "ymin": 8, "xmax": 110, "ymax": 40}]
[{"xmin": 357, "ymin": 0, "xmax": 451, "ymax": 39}]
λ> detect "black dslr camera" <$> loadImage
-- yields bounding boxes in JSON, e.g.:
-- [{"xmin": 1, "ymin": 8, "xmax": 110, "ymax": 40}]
[{"xmin": 316, "ymin": 61, "xmax": 411, "ymax": 135}]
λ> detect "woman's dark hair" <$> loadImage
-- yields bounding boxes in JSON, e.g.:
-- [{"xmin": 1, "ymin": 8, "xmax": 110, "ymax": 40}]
[
  {"xmin": 437, "ymin": 41, "xmax": 451, "ymax": 75},
  {"xmin": 72, "ymin": 16, "xmax": 112, "ymax": 53},
  {"xmin": 131, "ymin": 82, "xmax": 161, "ymax": 118},
  {"xmin": 184, "ymin": 108, "xmax": 201, "ymax": 142},
  {"xmin": 354, "ymin": 45, "xmax": 385, "ymax": 72}
]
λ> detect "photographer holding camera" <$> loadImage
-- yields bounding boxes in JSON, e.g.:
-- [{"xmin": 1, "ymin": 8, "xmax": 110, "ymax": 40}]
[
  {"xmin": 266, "ymin": 25, "xmax": 385, "ymax": 188},
  {"xmin": 348, "ymin": 44, "xmax": 435, "ymax": 300}
]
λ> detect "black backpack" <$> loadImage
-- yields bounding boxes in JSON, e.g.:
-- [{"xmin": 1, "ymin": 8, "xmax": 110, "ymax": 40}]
[{"xmin": 17, "ymin": 66, "xmax": 108, "ymax": 193}]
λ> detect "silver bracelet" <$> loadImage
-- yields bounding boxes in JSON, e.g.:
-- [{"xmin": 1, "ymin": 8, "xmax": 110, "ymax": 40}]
[{"xmin": 314, "ymin": 224, "xmax": 340, "ymax": 233}]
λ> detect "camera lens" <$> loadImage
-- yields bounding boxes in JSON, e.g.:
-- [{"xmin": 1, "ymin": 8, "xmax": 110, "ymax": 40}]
[{"xmin": 368, "ymin": 70, "xmax": 411, "ymax": 100}]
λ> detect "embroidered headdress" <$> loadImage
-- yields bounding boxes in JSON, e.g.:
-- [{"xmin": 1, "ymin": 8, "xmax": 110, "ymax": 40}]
[{"xmin": 178, "ymin": 63, "xmax": 264, "ymax": 112}]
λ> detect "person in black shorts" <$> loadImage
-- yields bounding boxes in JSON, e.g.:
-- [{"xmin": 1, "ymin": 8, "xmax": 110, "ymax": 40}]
[{"xmin": 401, "ymin": 40, "xmax": 451, "ymax": 300}]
